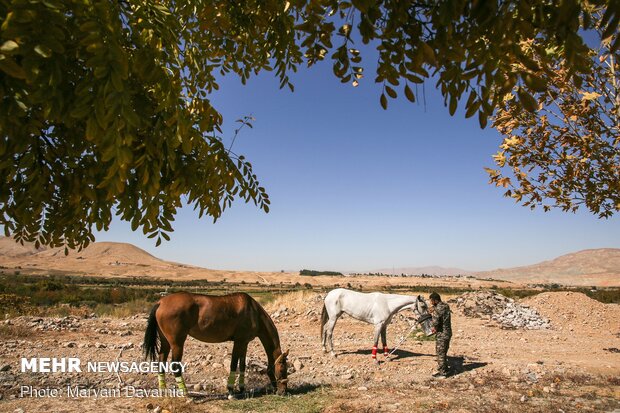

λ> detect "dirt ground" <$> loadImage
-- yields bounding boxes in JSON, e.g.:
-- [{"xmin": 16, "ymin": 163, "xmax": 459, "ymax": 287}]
[{"xmin": 0, "ymin": 290, "xmax": 619, "ymax": 413}]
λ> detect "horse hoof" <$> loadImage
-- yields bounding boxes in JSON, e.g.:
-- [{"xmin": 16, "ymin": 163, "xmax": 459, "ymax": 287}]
[{"xmin": 227, "ymin": 394, "xmax": 235, "ymax": 400}]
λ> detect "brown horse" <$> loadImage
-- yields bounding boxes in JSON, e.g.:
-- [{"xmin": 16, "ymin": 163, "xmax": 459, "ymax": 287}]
[{"xmin": 143, "ymin": 292, "xmax": 289, "ymax": 397}]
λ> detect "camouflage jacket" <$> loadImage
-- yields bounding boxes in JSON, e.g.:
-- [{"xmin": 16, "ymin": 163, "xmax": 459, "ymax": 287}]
[{"xmin": 432, "ymin": 301, "xmax": 452, "ymax": 336}]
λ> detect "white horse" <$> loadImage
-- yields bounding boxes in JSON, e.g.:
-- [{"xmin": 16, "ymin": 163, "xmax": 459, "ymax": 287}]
[{"xmin": 320, "ymin": 288, "xmax": 432, "ymax": 359}]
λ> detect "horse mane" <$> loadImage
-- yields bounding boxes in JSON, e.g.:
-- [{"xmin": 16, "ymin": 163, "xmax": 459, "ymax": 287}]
[{"xmin": 250, "ymin": 296, "xmax": 282, "ymax": 357}]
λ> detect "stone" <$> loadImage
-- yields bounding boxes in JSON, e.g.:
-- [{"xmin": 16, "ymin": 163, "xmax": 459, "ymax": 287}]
[
  {"xmin": 0, "ymin": 364, "xmax": 11, "ymax": 372},
  {"xmin": 452, "ymin": 290, "xmax": 550, "ymax": 330},
  {"xmin": 293, "ymin": 359, "xmax": 303, "ymax": 371}
]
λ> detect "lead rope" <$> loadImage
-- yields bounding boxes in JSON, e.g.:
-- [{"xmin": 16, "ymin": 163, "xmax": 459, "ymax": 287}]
[
  {"xmin": 386, "ymin": 322, "xmax": 419, "ymax": 359},
  {"xmin": 385, "ymin": 308, "xmax": 433, "ymax": 360}
]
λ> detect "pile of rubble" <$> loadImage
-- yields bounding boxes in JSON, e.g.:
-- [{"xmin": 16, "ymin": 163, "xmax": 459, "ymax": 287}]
[{"xmin": 452, "ymin": 291, "xmax": 550, "ymax": 330}]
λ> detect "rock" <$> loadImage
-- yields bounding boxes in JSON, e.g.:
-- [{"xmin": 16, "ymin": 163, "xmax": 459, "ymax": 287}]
[
  {"xmin": 526, "ymin": 372, "xmax": 538, "ymax": 383},
  {"xmin": 520, "ymin": 395, "xmax": 527, "ymax": 402},
  {"xmin": 153, "ymin": 407, "xmax": 162, "ymax": 413},
  {"xmin": 0, "ymin": 364, "xmax": 11, "ymax": 372},
  {"xmin": 95, "ymin": 342, "xmax": 107, "ymax": 349},
  {"xmin": 341, "ymin": 373, "xmax": 353, "ymax": 380},
  {"xmin": 211, "ymin": 363, "xmax": 223, "ymax": 369},
  {"xmin": 193, "ymin": 383, "xmax": 202, "ymax": 391},
  {"xmin": 63, "ymin": 342, "xmax": 77, "ymax": 348},
  {"xmin": 293, "ymin": 359, "xmax": 303, "ymax": 371},
  {"xmin": 453, "ymin": 290, "xmax": 550, "ymax": 330},
  {"xmin": 120, "ymin": 330, "xmax": 132, "ymax": 337},
  {"xmin": 357, "ymin": 386, "xmax": 368, "ymax": 391},
  {"xmin": 145, "ymin": 402, "xmax": 154, "ymax": 410}
]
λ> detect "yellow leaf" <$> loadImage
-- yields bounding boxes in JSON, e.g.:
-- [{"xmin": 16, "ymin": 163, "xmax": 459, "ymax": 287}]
[{"xmin": 580, "ymin": 91, "xmax": 601, "ymax": 101}]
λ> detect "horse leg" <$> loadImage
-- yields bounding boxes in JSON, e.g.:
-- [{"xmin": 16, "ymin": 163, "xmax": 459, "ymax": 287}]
[
  {"xmin": 266, "ymin": 353, "xmax": 277, "ymax": 393},
  {"xmin": 371, "ymin": 324, "xmax": 382, "ymax": 362},
  {"xmin": 322, "ymin": 319, "xmax": 328, "ymax": 353},
  {"xmin": 227, "ymin": 341, "xmax": 241, "ymax": 398},
  {"xmin": 326, "ymin": 315, "xmax": 339, "ymax": 357},
  {"xmin": 157, "ymin": 335, "xmax": 171, "ymax": 391},
  {"xmin": 170, "ymin": 340, "xmax": 188, "ymax": 396},
  {"xmin": 238, "ymin": 342, "xmax": 249, "ymax": 394},
  {"xmin": 381, "ymin": 325, "xmax": 389, "ymax": 357}
]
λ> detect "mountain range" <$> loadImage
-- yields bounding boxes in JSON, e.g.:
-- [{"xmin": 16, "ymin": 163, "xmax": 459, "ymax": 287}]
[{"xmin": 0, "ymin": 237, "xmax": 618, "ymax": 286}]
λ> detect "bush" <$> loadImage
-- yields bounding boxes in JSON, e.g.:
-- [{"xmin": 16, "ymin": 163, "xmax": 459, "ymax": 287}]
[{"xmin": 300, "ymin": 269, "xmax": 343, "ymax": 276}]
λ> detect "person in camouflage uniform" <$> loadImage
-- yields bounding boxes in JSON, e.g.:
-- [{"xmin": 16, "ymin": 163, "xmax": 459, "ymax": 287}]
[{"xmin": 429, "ymin": 292, "xmax": 452, "ymax": 377}]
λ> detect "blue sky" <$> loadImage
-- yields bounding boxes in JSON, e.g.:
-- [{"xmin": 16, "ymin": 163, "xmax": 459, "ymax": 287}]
[{"xmin": 97, "ymin": 57, "xmax": 620, "ymax": 272}]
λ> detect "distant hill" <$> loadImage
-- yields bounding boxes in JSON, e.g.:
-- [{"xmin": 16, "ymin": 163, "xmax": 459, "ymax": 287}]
[
  {"xmin": 0, "ymin": 236, "xmax": 46, "ymax": 257},
  {"xmin": 0, "ymin": 237, "xmax": 163, "ymax": 265},
  {"xmin": 0, "ymin": 237, "xmax": 192, "ymax": 278},
  {"xmin": 474, "ymin": 249, "xmax": 620, "ymax": 287},
  {"xmin": 1, "ymin": 237, "xmax": 618, "ymax": 286},
  {"xmin": 370, "ymin": 266, "xmax": 472, "ymax": 277},
  {"xmin": 35, "ymin": 241, "xmax": 165, "ymax": 266}
]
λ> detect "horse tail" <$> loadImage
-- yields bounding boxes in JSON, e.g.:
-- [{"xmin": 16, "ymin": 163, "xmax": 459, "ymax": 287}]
[
  {"xmin": 143, "ymin": 303, "xmax": 160, "ymax": 361},
  {"xmin": 320, "ymin": 302, "xmax": 328, "ymax": 338}
]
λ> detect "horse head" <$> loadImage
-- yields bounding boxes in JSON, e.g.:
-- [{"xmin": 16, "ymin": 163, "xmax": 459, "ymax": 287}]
[
  {"xmin": 274, "ymin": 349, "xmax": 289, "ymax": 395},
  {"xmin": 415, "ymin": 296, "xmax": 433, "ymax": 335}
]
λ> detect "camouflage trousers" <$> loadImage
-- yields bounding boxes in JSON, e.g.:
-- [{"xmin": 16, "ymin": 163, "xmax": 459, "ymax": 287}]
[{"xmin": 435, "ymin": 333, "xmax": 451, "ymax": 375}]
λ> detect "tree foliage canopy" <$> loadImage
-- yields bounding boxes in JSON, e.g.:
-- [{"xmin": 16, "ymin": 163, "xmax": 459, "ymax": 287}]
[
  {"xmin": 489, "ymin": 35, "xmax": 619, "ymax": 218},
  {"xmin": 1, "ymin": 0, "xmax": 618, "ymax": 250}
]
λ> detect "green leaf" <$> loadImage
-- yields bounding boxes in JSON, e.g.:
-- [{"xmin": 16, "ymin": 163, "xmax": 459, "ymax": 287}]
[
  {"xmin": 517, "ymin": 88, "xmax": 538, "ymax": 112},
  {"xmin": 478, "ymin": 110, "xmax": 488, "ymax": 128},
  {"xmin": 34, "ymin": 45, "xmax": 52, "ymax": 58},
  {"xmin": 404, "ymin": 84, "xmax": 415, "ymax": 102},
  {"xmin": 385, "ymin": 85, "xmax": 397, "ymax": 99},
  {"xmin": 0, "ymin": 40, "xmax": 19, "ymax": 53},
  {"xmin": 380, "ymin": 93, "xmax": 388, "ymax": 110},
  {"xmin": 0, "ymin": 56, "xmax": 26, "ymax": 79},
  {"xmin": 448, "ymin": 95, "xmax": 457, "ymax": 116}
]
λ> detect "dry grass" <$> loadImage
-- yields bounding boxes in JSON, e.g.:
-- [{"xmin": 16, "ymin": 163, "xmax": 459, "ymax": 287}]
[
  {"xmin": 265, "ymin": 290, "xmax": 320, "ymax": 311},
  {"xmin": 0, "ymin": 323, "xmax": 32, "ymax": 339},
  {"xmin": 222, "ymin": 389, "xmax": 331, "ymax": 413},
  {"xmin": 91, "ymin": 299, "xmax": 153, "ymax": 318}
]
